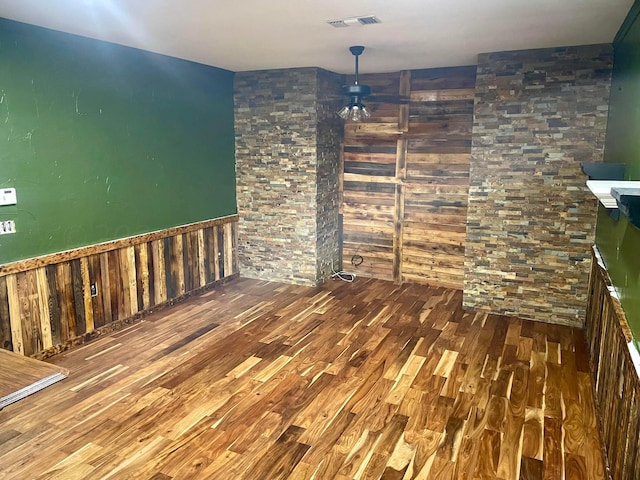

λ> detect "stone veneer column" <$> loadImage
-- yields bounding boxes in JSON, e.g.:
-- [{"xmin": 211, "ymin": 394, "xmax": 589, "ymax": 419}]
[
  {"xmin": 464, "ymin": 45, "xmax": 613, "ymax": 326},
  {"xmin": 234, "ymin": 68, "xmax": 342, "ymax": 286},
  {"xmin": 315, "ymin": 69, "xmax": 345, "ymax": 283}
]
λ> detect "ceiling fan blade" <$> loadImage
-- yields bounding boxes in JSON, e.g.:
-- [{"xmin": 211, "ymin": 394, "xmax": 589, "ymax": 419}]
[{"xmin": 366, "ymin": 94, "xmax": 411, "ymax": 104}]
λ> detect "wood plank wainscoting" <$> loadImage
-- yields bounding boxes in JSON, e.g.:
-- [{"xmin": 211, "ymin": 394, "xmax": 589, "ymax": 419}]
[
  {"xmin": 586, "ymin": 246, "xmax": 640, "ymax": 479},
  {"xmin": 0, "ymin": 215, "xmax": 239, "ymax": 359},
  {"xmin": 341, "ymin": 67, "xmax": 475, "ymax": 289}
]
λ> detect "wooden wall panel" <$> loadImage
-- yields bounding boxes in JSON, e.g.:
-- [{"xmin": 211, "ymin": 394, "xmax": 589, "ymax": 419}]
[
  {"xmin": 168, "ymin": 234, "xmax": 185, "ymax": 299},
  {"xmin": 224, "ymin": 222, "xmax": 234, "ymax": 279},
  {"xmin": 342, "ymin": 179, "xmax": 396, "ymax": 280},
  {"xmin": 18, "ymin": 270, "xmax": 43, "ymax": 356},
  {"xmin": 123, "ymin": 246, "xmax": 138, "ymax": 320},
  {"xmin": 217, "ymin": 224, "xmax": 226, "ymax": 278},
  {"xmin": 341, "ymin": 66, "xmax": 476, "ymax": 287},
  {"xmin": 0, "ymin": 277, "xmax": 11, "ymax": 351},
  {"xmin": 6, "ymin": 274, "xmax": 22, "ymax": 354},
  {"xmin": 197, "ymin": 229, "xmax": 206, "ymax": 287},
  {"xmin": 185, "ymin": 230, "xmax": 200, "ymax": 292},
  {"xmin": 152, "ymin": 238, "xmax": 167, "ymax": 305},
  {"xmin": 54, "ymin": 262, "xmax": 74, "ymax": 345},
  {"xmin": 107, "ymin": 249, "xmax": 124, "ymax": 323},
  {"xmin": 35, "ymin": 267, "xmax": 53, "ymax": 351},
  {"xmin": 231, "ymin": 222, "xmax": 239, "ymax": 276},
  {"xmin": 44, "ymin": 265, "xmax": 61, "ymax": 347},
  {"xmin": 70, "ymin": 259, "xmax": 86, "ymax": 337},
  {"xmin": 80, "ymin": 257, "xmax": 94, "ymax": 333},
  {"xmin": 87, "ymin": 254, "xmax": 105, "ymax": 329},
  {"xmin": 0, "ymin": 215, "xmax": 239, "ymax": 358},
  {"xmin": 586, "ymin": 246, "xmax": 640, "ymax": 479},
  {"xmin": 203, "ymin": 226, "xmax": 216, "ymax": 282},
  {"xmin": 98, "ymin": 252, "xmax": 113, "ymax": 325},
  {"xmin": 134, "ymin": 242, "xmax": 152, "ymax": 312}
]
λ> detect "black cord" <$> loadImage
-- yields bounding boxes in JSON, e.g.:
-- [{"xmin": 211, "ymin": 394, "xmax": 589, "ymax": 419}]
[{"xmin": 351, "ymin": 254, "xmax": 364, "ymax": 267}]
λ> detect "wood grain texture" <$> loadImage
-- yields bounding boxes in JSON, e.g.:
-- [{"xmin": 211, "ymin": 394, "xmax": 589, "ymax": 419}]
[
  {"xmin": 134, "ymin": 242, "xmax": 151, "ymax": 312},
  {"xmin": 6, "ymin": 274, "xmax": 23, "ymax": 354},
  {"xmin": 586, "ymin": 246, "xmax": 639, "ymax": 480},
  {"xmin": 0, "ymin": 349, "xmax": 67, "ymax": 410},
  {"xmin": 341, "ymin": 66, "xmax": 474, "ymax": 288},
  {"xmin": 54, "ymin": 262, "xmax": 73, "ymax": 345},
  {"xmin": 0, "ymin": 215, "xmax": 238, "ymax": 276},
  {"xmin": 0, "ymin": 277, "xmax": 605, "ymax": 479},
  {"xmin": 0, "ymin": 216, "xmax": 239, "ymax": 359},
  {"xmin": 0, "ymin": 276, "xmax": 12, "ymax": 351}
]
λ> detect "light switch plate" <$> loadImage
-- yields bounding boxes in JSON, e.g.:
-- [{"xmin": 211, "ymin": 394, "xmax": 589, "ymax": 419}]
[
  {"xmin": 0, "ymin": 188, "xmax": 17, "ymax": 206},
  {"xmin": 0, "ymin": 220, "xmax": 15, "ymax": 234}
]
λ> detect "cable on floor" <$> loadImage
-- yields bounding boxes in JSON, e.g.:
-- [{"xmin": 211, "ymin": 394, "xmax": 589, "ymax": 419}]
[{"xmin": 331, "ymin": 261, "xmax": 357, "ymax": 282}]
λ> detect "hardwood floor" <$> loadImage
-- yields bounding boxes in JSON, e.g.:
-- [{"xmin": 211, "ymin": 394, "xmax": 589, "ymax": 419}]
[
  {"xmin": 0, "ymin": 277, "xmax": 606, "ymax": 479},
  {"xmin": 0, "ymin": 349, "xmax": 68, "ymax": 410}
]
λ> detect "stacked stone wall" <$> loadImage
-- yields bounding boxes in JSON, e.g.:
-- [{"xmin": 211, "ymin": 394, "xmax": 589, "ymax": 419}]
[
  {"xmin": 464, "ymin": 45, "xmax": 613, "ymax": 326},
  {"xmin": 234, "ymin": 68, "xmax": 342, "ymax": 285}
]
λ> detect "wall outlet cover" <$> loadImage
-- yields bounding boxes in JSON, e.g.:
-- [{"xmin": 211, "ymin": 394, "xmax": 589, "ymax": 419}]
[
  {"xmin": 0, "ymin": 188, "xmax": 17, "ymax": 206},
  {"xmin": 0, "ymin": 220, "xmax": 16, "ymax": 234}
]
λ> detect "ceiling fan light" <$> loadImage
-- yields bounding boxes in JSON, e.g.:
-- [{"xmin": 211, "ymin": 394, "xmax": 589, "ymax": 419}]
[
  {"xmin": 349, "ymin": 105, "xmax": 364, "ymax": 122},
  {"xmin": 338, "ymin": 101, "xmax": 370, "ymax": 122},
  {"xmin": 337, "ymin": 105, "xmax": 351, "ymax": 119}
]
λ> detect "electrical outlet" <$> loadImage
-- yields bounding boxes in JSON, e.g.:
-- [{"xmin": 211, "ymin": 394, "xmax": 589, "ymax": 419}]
[
  {"xmin": 0, "ymin": 220, "xmax": 15, "ymax": 235},
  {"xmin": 90, "ymin": 283, "xmax": 98, "ymax": 297}
]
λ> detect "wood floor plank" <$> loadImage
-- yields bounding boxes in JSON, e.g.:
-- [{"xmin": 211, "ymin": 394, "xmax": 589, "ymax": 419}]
[
  {"xmin": 0, "ymin": 349, "xmax": 68, "ymax": 410},
  {"xmin": 0, "ymin": 277, "xmax": 607, "ymax": 479}
]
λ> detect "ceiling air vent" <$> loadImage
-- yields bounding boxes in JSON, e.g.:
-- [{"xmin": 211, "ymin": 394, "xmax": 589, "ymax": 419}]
[
  {"xmin": 327, "ymin": 15, "xmax": 382, "ymax": 28},
  {"xmin": 357, "ymin": 16, "xmax": 381, "ymax": 25},
  {"xmin": 327, "ymin": 19, "xmax": 350, "ymax": 28}
]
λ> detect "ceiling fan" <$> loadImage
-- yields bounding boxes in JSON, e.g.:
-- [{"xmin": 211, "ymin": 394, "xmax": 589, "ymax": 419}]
[
  {"xmin": 337, "ymin": 46, "xmax": 371, "ymax": 122},
  {"xmin": 336, "ymin": 46, "xmax": 410, "ymax": 122}
]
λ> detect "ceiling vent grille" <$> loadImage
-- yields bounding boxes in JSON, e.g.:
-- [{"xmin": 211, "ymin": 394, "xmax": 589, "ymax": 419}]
[
  {"xmin": 357, "ymin": 16, "xmax": 381, "ymax": 25},
  {"xmin": 327, "ymin": 19, "xmax": 350, "ymax": 28},
  {"xmin": 327, "ymin": 15, "xmax": 382, "ymax": 28}
]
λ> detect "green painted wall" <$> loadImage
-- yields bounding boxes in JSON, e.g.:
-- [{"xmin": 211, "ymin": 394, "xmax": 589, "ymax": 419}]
[
  {"xmin": 0, "ymin": 19, "xmax": 236, "ymax": 264},
  {"xmin": 599, "ymin": 3, "xmax": 640, "ymax": 338}
]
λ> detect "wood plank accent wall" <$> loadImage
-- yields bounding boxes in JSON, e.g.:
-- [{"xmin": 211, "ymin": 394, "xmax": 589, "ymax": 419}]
[
  {"xmin": 341, "ymin": 66, "xmax": 475, "ymax": 288},
  {"xmin": 0, "ymin": 215, "xmax": 239, "ymax": 359},
  {"xmin": 586, "ymin": 246, "xmax": 640, "ymax": 479}
]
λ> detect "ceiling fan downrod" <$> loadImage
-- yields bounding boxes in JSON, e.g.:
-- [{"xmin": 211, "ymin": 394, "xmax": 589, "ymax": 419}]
[
  {"xmin": 344, "ymin": 45, "xmax": 371, "ymax": 98},
  {"xmin": 351, "ymin": 45, "xmax": 364, "ymax": 85}
]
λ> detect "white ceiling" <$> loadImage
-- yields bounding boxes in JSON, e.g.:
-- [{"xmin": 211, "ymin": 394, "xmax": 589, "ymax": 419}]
[{"xmin": 0, "ymin": 0, "xmax": 634, "ymax": 74}]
